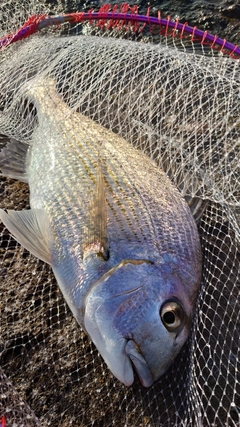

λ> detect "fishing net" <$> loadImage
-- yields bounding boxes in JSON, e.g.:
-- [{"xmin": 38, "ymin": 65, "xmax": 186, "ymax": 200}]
[{"xmin": 0, "ymin": 1, "xmax": 240, "ymax": 426}]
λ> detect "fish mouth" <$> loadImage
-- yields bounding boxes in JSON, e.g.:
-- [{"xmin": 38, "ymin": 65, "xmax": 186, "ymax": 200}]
[{"xmin": 125, "ymin": 339, "xmax": 154, "ymax": 387}]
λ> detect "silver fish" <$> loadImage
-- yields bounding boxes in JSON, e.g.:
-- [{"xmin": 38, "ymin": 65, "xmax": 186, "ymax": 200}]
[{"xmin": 0, "ymin": 77, "xmax": 202, "ymax": 387}]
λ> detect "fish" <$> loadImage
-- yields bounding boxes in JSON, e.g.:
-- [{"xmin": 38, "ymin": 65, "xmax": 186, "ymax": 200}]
[{"xmin": 0, "ymin": 77, "xmax": 202, "ymax": 387}]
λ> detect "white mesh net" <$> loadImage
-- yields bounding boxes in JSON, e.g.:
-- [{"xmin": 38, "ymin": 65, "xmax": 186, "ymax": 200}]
[{"xmin": 0, "ymin": 1, "xmax": 240, "ymax": 426}]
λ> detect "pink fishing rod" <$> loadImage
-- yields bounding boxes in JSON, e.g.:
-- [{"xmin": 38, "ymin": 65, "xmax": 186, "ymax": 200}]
[{"xmin": 1, "ymin": 3, "xmax": 240, "ymax": 57}]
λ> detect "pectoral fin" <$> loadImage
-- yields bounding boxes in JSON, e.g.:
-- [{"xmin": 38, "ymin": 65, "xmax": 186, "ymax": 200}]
[
  {"xmin": 83, "ymin": 152, "xmax": 109, "ymax": 261},
  {"xmin": 0, "ymin": 208, "xmax": 52, "ymax": 264}
]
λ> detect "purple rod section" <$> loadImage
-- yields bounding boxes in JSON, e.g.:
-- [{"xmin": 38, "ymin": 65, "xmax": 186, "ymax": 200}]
[{"xmin": 1, "ymin": 11, "xmax": 240, "ymax": 57}]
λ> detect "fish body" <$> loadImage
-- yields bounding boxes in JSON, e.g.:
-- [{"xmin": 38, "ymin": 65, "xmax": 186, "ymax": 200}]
[{"xmin": 0, "ymin": 77, "xmax": 202, "ymax": 387}]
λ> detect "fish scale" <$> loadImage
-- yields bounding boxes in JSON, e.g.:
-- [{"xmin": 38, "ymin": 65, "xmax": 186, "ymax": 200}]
[{"xmin": 0, "ymin": 76, "xmax": 202, "ymax": 387}]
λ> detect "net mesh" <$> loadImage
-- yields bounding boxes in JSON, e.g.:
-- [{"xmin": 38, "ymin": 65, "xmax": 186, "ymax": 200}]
[{"xmin": 0, "ymin": 1, "xmax": 240, "ymax": 426}]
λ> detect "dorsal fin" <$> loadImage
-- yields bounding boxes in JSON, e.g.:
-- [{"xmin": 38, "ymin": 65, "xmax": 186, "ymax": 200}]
[
  {"xmin": 0, "ymin": 208, "xmax": 52, "ymax": 264},
  {"xmin": 83, "ymin": 151, "xmax": 109, "ymax": 261},
  {"xmin": 0, "ymin": 138, "xmax": 30, "ymax": 183}
]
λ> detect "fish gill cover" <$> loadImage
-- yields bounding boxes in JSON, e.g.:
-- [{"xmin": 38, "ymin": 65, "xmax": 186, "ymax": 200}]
[{"xmin": 0, "ymin": 1, "xmax": 239, "ymax": 426}]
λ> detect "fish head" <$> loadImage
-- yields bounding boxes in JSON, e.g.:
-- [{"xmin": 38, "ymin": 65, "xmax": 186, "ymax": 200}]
[{"xmin": 84, "ymin": 255, "xmax": 201, "ymax": 387}]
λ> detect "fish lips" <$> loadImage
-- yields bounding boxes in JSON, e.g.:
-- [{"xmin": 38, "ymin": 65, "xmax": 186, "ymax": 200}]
[
  {"xmin": 84, "ymin": 258, "xmax": 156, "ymax": 387},
  {"xmin": 125, "ymin": 339, "xmax": 154, "ymax": 387},
  {"xmin": 85, "ymin": 307, "xmax": 152, "ymax": 387},
  {"xmin": 84, "ymin": 303, "xmax": 135, "ymax": 386},
  {"xmin": 84, "ymin": 295, "xmax": 154, "ymax": 387}
]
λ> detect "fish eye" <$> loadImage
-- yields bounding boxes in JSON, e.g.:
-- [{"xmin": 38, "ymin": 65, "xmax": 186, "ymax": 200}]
[{"xmin": 160, "ymin": 301, "xmax": 185, "ymax": 332}]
